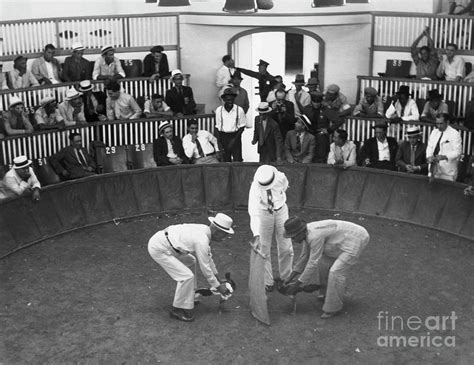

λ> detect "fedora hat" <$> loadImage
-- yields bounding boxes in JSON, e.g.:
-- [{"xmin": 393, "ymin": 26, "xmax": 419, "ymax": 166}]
[
  {"xmin": 297, "ymin": 115, "xmax": 312, "ymax": 130},
  {"xmin": 306, "ymin": 77, "xmax": 319, "ymax": 86},
  {"xmin": 101, "ymin": 45, "xmax": 114, "ymax": 55},
  {"xmin": 71, "ymin": 42, "xmax": 85, "ymax": 51},
  {"xmin": 292, "ymin": 74, "xmax": 305, "ymax": 85},
  {"xmin": 13, "ymin": 155, "xmax": 32, "ymax": 169},
  {"xmin": 158, "ymin": 121, "xmax": 172, "ymax": 135},
  {"xmin": 396, "ymin": 85, "xmax": 412, "ymax": 96},
  {"xmin": 310, "ymin": 91, "xmax": 324, "ymax": 103},
  {"xmin": 78, "ymin": 80, "xmax": 93, "ymax": 92},
  {"xmin": 9, "ymin": 96, "xmax": 23, "ymax": 109},
  {"xmin": 254, "ymin": 165, "xmax": 277, "ymax": 190},
  {"xmin": 428, "ymin": 89, "xmax": 443, "ymax": 100},
  {"xmin": 406, "ymin": 126, "xmax": 421, "ymax": 136},
  {"xmin": 371, "ymin": 120, "xmax": 388, "ymax": 129},
  {"xmin": 283, "ymin": 216, "xmax": 307, "ymax": 238},
  {"xmin": 65, "ymin": 88, "xmax": 82, "ymax": 101},
  {"xmin": 221, "ymin": 87, "xmax": 237, "ymax": 99},
  {"xmin": 208, "ymin": 213, "xmax": 234, "ymax": 234},
  {"xmin": 256, "ymin": 102, "xmax": 272, "ymax": 114}
]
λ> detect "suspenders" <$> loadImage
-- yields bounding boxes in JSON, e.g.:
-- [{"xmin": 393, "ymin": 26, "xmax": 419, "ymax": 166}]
[{"xmin": 219, "ymin": 106, "xmax": 239, "ymax": 132}]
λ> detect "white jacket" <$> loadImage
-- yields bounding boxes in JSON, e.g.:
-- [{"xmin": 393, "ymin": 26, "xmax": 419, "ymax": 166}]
[{"xmin": 426, "ymin": 125, "xmax": 462, "ymax": 181}]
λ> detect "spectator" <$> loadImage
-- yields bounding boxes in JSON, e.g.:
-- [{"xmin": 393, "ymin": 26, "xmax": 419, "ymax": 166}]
[
  {"xmin": 252, "ymin": 102, "xmax": 283, "ymax": 164},
  {"xmin": 286, "ymin": 74, "xmax": 311, "ymax": 116},
  {"xmin": 270, "ymin": 89, "xmax": 295, "ymax": 139},
  {"xmin": 385, "ymin": 85, "xmax": 420, "ymax": 122},
  {"xmin": 6, "ymin": 56, "xmax": 39, "ymax": 89},
  {"xmin": 396, "ymin": 126, "xmax": 428, "ymax": 175},
  {"xmin": 323, "ymin": 84, "xmax": 352, "ymax": 119},
  {"xmin": 58, "ymin": 88, "xmax": 87, "ymax": 126},
  {"xmin": 463, "ymin": 94, "xmax": 474, "ymax": 130},
  {"xmin": 327, "ymin": 128, "xmax": 357, "ymax": 168},
  {"xmin": 448, "ymin": 0, "xmax": 474, "ymax": 15},
  {"xmin": 182, "ymin": 119, "xmax": 220, "ymax": 164},
  {"xmin": 214, "ymin": 88, "xmax": 247, "ymax": 162},
  {"xmin": 265, "ymin": 75, "xmax": 284, "ymax": 103},
  {"xmin": 62, "ymin": 42, "xmax": 92, "ymax": 82},
  {"xmin": 35, "ymin": 96, "xmax": 65, "ymax": 130},
  {"xmin": 1, "ymin": 97, "xmax": 34, "ymax": 136},
  {"xmin": 143, "ymin": 45, "xmax": 170, "ymax": 80},
  {"xmin": 31, "ymin": 44, "xmax": 62, "ymax": 85},
  {"xmin": 437, "ymin": 43, "xmax": 465, "ymax": 81},
  {"xmin": 153, "ymin": 121, "xmax": 188, "ymax": 166},
  {"xmin": 92, "ymin": 45, "xmax": 125, "ymax": 81},
  {"xmin": 306, "ymin": 77, "xmax": 320, "ymax": 93},
  {"xmin": 426, "ymin": 113, "xmax": 462, "ymax": 182},
  {"xmin": 420, "ymin": 89, "xmax": 449, "ymax": 124},
  {"xmin": 78, "ymin": 80, "xmax": 107, "ymax": 123},
  {"xmin": 165, "ymin": 69, "xmax": 197, "ymax": 116},
  {"xmin": 0, "ymin": 62, "xmax": 7, "ymax": 90},
  {"xmin": 353, "ymin": 87, "xmax": 384, "ymax": 118},
  {"xmin": 284, "ymin": 115, "xmax": 315, "ymax": 164},
  {"xmin": 237, "ymin": 59, "xmax": 275, "ymax": 102},
  {"xmin": 228, "ymin": 71, "xmax": 249, "ymax": 114},
  {"xmin": 359, "ymin": 120, "xmax": 398, "ymax": 171},
  {"xmin": 50, "ymin": 132, "xmax": 96, "ymax": 180},
  {"xmin": 216, "ymin": 55, "xmax": 235, "ymax": 94},
  {"xmin": 144, "ymin": 93, "xmax": 172, "ymax": 118},
  {"xmin": 105, "ymin": 81, "xmax": 141, "ymax": 120},
  {"xmin": 410, "ymin": 26, "xmax": 439, "ymax": 80},
  {"xmin": 0, "ymin": 156, "xmax": 40, "ymax": 202}
]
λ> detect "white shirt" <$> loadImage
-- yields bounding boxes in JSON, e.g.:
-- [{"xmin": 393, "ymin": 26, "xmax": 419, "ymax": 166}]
[
  {"xmin": 45, "ymin": 61, "xmax": 57, "ymax": 83},
  {"xmin": 439, "ymin": 55, "xmax": 465, "ymax": 81},
  {"xmin": 426, "ymin": 125, "xmax": 462, "ymax": 181},
  {"xmin": 143, "ymin": 100, "xmax": 170, "ymax": 114},
  {"xmin": 92, "ymin": 56, "xmax": 126, "ymax": 80},
  {"xmin": 58, "ymin": 100, "xmax": 86, "ymax": 126},
  {"xmin": 377, "ymin": 138, "xmax": 391, "ymax": 161},
  {"xmin": 182, "ymin": 130, "xmax": 219, "ymax": 159},
  {"xmin": 385, "ymin": 98, "xmax": 420, "ymax": 121},
  {"xmin": 248, "ymin": 169, "xmax": 289, "ymax": 236},
  {"xmin": 286, "ymin": 88, "xmax": 311, "ymax": 116},
  {"xmin": 166, "ymin": 138, "xmax": 178, "ymax": 159},
  {"xmin": 0, "ymin": 167, "xmax": 41, "ymax": 201},
  {"xmin": 216, "ymin": 65, "xmax": 235, "ymax": 89},
  {"xmin": 215, "ymin": 105, "xmax": 247, "ymax": 132},
  {"xmin": 327, "ymin": 141, "xmax": 357, "ymax": 167},
  {"xmin": 106, "ymin": 92, "xmax": 142, "ymax": 120}
]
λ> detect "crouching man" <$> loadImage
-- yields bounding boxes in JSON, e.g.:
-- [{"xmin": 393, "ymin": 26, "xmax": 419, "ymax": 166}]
[
  {"xmin": 283, "ymin": 217, "xmax": 370, "ymax": 319},
  {"xmin": 147, "ymin": 213, "xmax": 234, "ymax": 322}
]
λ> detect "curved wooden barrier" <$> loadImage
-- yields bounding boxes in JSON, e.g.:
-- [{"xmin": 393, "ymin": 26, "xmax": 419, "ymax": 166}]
[{"xmin": 0, "ymin": 164, "xmax": 472, "ymax": 258}]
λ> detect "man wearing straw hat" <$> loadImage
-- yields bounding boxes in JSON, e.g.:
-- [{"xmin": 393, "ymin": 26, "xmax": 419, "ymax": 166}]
[
  {"xmin": 35, "ymin": 96, "xmax": 66, "ymax": 130},
  {"xmin": 0, "ymin": 155, "xmax": 41, "ymax": 202},
  {"xmin": 252, "ymin": 102, "xmax": 283, "ymax": 164},
  {"xmin": 58, "ymin": 88, "xmax": 88, "ymax": 126},
  {"xmin": 1, "ymin": 97, "xmax": 34, "ymax": 136},
  {"xmin": 78, "ymin": 80, "xmax": 107, "ymax": 123},
  {"xmin": 92, "ymin": 45, "xmax": 125, "ymax": 81},
  {"xmin": 284, "ymin": 115, "xmax": 315, "ymax": 164},
  {"xmin": 153, "ymin": 121, "xmax": 188, "ymax": 166},
  {"xmin": 62, "ymin": 42, "xmax": 92, "ymax": 82},
  {"xmin": 396, "ymin": 126, "xmax": 428, "ymax": 175}
]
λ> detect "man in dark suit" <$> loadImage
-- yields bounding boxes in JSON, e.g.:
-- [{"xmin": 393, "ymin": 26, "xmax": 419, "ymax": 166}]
[
  {"xmin": 252, "ymin": 102, "xmax": 283, "ymax": 163},
  {"xmin": 153, "ymin": 121, "xmax": 189, "ymax": 166},
  {"xmin": 143, "ymin": 45, "xmax": 170, "ymax": 80},
  {"xmin": 359, "ymin": 120, "xmax": 398, "ymax": 170},
  {"xmin": 284, "ymin": 115, "xmax": 315, "ymax": 163},
  {"xmin": 78, "ymin": 80, "xmax": 107, "ymax": 123},
  {"xmin": 270, "ymin": 89, "xmax": 295, "ymax": 139},
  {"xmin": 62, "ymin": 42, "xmax": 92, "ymax": 82},
  {"xmin": 50, "ymin": 132, "xmax": 96, "ymax": 180},
  {"xmin": 396, "ymin": 126, "xmax": 428, "ymax": 175},
  {"xmin": 237, "ymin": 59, "xmax": 275, "ymax": 102},
  {"xmin": 165, "ymin": 70, "xmax": 196, "ymax": 116}
]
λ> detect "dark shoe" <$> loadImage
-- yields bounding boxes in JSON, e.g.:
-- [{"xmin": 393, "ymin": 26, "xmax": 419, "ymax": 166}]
[
  {"xmin": 170, "ymin": 308, "xmax": 195, "ymax": 322},
  {"xmin": 265, "ymin": 284, "xmax": 274, "ymax": 292},
  {"xmin": 321, "ymin": 311, "xmax": 340, "ymax": 319}
]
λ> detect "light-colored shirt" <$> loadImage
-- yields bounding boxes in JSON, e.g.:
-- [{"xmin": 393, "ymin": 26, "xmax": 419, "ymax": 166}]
[
  {"xmin": 216, "ymin": 65, "xmax": 235, "ymax": 89},
  {"xmin": 106, "ymin": 92, "xmax": 142, "ymax": 120},
  {"xmin": 426, "ymin": 125, "xmax": 462, "ymax": 181},
  {"xmin": 35, "ymin": 107, "xmax": 64, "ymax": 126},
  {"xmin": 182, "ymin": 130, "xmax": 219, "ymax": 159},
  {"xmin": 248, "ymin": 169, "xmax": 289, "ymax": 236},
  {"xmin": 377, "ymin": 138, "xmax": 391, "ymax": 161},
  {"xmin": 143, "ymin": 100, "xmax": 170, "ymax": 114},
  {"xmin": 286, "ymin": 89, "xmax": 311, "ymax": 116},
  {"xmin": 58, "ymin": 100, "xmax": 86, "ymax": 126},
  {"xmin": 327, "ymin": 141, "xmax": 357, "ymax": 167},
  {"xmin": 215, "ymin": 105, "xmax": 247, "ymax": 132},
  {"xmin": 166, "ymin": 138, "xmax": 178, "ymax": 159},
  {"xmin": 438, "ymin": 55, "xmax": 465, "ymax": 81},
  {"xmin": 0, "ymin": 167, "xmax": 41, "ymax": 201},
  {"xmin": 385, "ymin": 98, "xmax": 420, "ymax": 121},
  {"xmin": 92, "ymin": 56, "xmax": 126, "ymax": 80},
  {"xmin": 1, "ymin": 111, "xmax": 34, "ymax": 135},
  {"xmin": 7, "ymin": 69, "xmax": 39, "ymax": 89},
  {"xmin": 421, "ymin": 101, "xmax": 449, "ymax": 121}
]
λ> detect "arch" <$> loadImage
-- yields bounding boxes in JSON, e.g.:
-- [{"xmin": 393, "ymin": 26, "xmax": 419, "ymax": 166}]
[{"xmin": 227, "ymin": 27, "xmax": 326, "ymax": 88}]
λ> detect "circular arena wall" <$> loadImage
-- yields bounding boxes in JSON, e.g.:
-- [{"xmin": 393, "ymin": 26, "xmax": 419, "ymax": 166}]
[{"xmin": 0, "ymin": 164, "xmax": 472, "ymax": 258}]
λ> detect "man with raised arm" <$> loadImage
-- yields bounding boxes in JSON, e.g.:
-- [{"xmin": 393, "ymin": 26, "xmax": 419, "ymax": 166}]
[{"xmin": 410, "ymin": 26, "xmax": 439, "ymax": 80}]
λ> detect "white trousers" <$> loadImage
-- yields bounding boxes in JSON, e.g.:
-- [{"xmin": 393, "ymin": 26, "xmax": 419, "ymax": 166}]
[
  {"xmin": 148, "ymin": 231, "xmax": 197, "ymax": 310},
  {"xmin": 259, "ymin": 204, "xmax": 294, "ymax": 286}
]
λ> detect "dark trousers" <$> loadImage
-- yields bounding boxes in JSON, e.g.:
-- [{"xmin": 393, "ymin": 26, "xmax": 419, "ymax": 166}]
[
  {"xmin": 313, "ymin": 133, "xmax": 330, "ymax": 163},
  {"xmin": 219, "ymin": 132, "xmax": 242, "ymax": 162}
]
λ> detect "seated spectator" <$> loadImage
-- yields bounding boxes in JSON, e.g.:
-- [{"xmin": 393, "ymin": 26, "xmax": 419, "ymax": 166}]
[
  {"xmin": 143, "ymin": 45, "xmax": 170, "ymax": 80},
  {"xmin": 286, "ymin": 74, "xmax": 311, "ymax": 116},
  {"xmin": 228, "ymin": 71, "xmax": 249, "ymax": 114},
  {"xmin": 182, "ymin": 119, "xmax": 220, "ymax": 164},
  {"xmin": 0, "ymin": 155, "xmax": 40, "ymax": 202},
  {"xmin": 31, "ymin": 44, "xmax": 62, "ymax": 85},
  {"xmin": 0, "ymin": 62, "xmax": 7, "ymax": 90},
  {"xmin": 153, "ymin": 121, "xmax": 188, "ymax": 166},
  {"xmin": 437, "ymin": 43, "xmax": 465, "ymax": 82},
  {"xmin": 50, "ymin": 132, "xmax": 96, "ymax": 180},
  {"xmin": 144, "ymin": 94, "xmax": 172, "ymax": 118},
  {"xmin": 410, "ymin": 26, "xmax": 439, "ymax": 80},
  {"xmin": 420, "ymin": 89, "xmax": 449, "ymax": 124},
  {"xmin": 284, "ymin": 115, "xmax": 315, "ymax": 164},
  {"xmin": 395, "ymin": 126, "xmax": 428, "ymax": 175},
  {"xmin": 448, "ymin": 0, "xmax": 474, "ymax": 15},
  {"xmin": 58, "ymin": 89, "xmax": 87, "ymax": 126},
  {"xmin": 426, "ymin": 113, "xmax": 462, "ymax": 182},
  {"xmin": 252, "ymin": 102, "xmax": 283, "ymax": 164},
  {"xmin": 463, "ymin": 94, "xmax": 474, "ymax": 130},
  {"xmin": 327, "ymin": 128, "xmax": 356, "ymax": 168},
  {"xmin": 306, "ymin": 77, "xmax": 320, "ymax": 93},
  {"xmin": 62, "ymin": 42, "xmax": 92, "ymax": 82},
  {"xmin": 6, "ymin": 56, "xmax": 39, "ymax": 89},
  {"xmin": 353, "ymin": 87, "xmax": 384, "ymax": 118},
  {"xmin": 323, "ymin": 84, "xmax": 352, "ymax": 119},
  {"xmin": 266, "ymin": 75, "xmax": 284, "ymax": 103},
  {"xmin": 359, "ymin": 120, "xmax": 398, "ymax": 171},
  {"xmin": 270, "ymin": 88, "xmax": 295, "ymax": 139},
  {"xmin": 105, "ymin": 81, "xmax": 141, "ymax": 120},
  {"xmin": 35, "ymin": 96, "xmax": 65, "ymax": 130},
  {"xmin": 1, "ymin": 97, "xmax": 34, "ymax": 136},
  {"xmin": 165, "ymin": 69, "xmax": 196, "ymax": 116},
  {"xmin": 78, "ymin": 80, "xmax": 107, "ymax": 123},
  {"xmin": 216, "ymin": 55, "xmax": 235, "ymax": 96},
  {"xmin": 385, "ymin": 85, "xmax": 419, "ymax": 122},
  {"xmin": 92, "ymin": 45, "xmax": 125, "ymax": 81}
]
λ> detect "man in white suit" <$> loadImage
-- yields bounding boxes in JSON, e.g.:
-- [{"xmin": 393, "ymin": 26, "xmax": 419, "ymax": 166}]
[{"xmin": 426, "ymin": 113, "xmax": 462, "ymax": 182}]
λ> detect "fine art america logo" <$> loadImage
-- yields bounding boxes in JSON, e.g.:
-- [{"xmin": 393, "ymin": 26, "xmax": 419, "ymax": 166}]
[{"xmin": 377, "ymin": 311, "xmax": 457, "ymax": 348}]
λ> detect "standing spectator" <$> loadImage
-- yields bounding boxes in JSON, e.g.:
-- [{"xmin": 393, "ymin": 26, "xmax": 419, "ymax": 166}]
[
  {"xmin": 144, "ymin": 94, "xmax": 172, "ymax": 118},
  {"xmin": 327, "ymin": 129, "xmax": 357, "ymax": 168},
  {"xmin": 237, "ymin": 59, "xmax": 275, "ymax": 102},
  {"xmin": 0, "ymin": 156, "xmax": 40, "ymax": 202},
  {"xmin": 182, "ymin": 119, "xmax": 220, "ymax": 164},
  {"xmin": 165, "ymin": 69, "xmax": 197, "ymax": 116},
  {"xmin": 252, "ymin": 102, "xmax": 283, "ymax": 164},
  {"xmin": 420, "ymin": 89, "xmax": 449, "ymax": 124},
  {"xmin": 216, "ymin": 55, "xmax": 235, "ymax": 95},
  {"xmin": 286, "ymin": 74, "xmax": 311, "ymax": 116},
  {"xmin": 410, "ymin": 26, "xmax": 439, "ymax": 80},
  {"xmin": 153, "ymin": 121, "xmax": 188, "ymax": 166},
  {"xmin": 78, "ymin": 80, "xmax": 107, "ymax": 123},
  {"xmin": 306, "ymin": 77, "xmax": 320, "ymax": 93},
  {"xmin": 6, "ymin": 56, "xmax": 39, "ymax": 89},
  {"xmin": 62, "ymin": 42, "xmax": 92, "ymax": 82},
  {"xmin": 50, "ymin": 132, "xmax": 96, "ymax": 180},
  {"xmin": 426, "ymin": 113, "xmax": 462, "ymax": 182},
  {"xmin": 1, "ymin": 97, "xmax": 34, "ymax": 136},
  {"xmin": 105, "ymin": 81, "xmax": 141, "ymax": 120},
  {"xmin": 353, "ymin": 87, "xmax": 384, "ymax": 118},
  {"xmin": 31, "ymin": 44, "xmax": 62, "ymax": 85},
  {"xmin": 359, "ymin": 120, "xmax": 398, "ymax": 171},
  {"xmin": 143, "ymin": 45, "xmax": 170, "ymax": 80},
  {"xmin": 266, "ymin": 75, "xmax": 284, "ymax": 103},
  {"xmin": 92, "ymin": 45, "xmax": 125, "ymax": 81},
  {"xmin": 35, "ymin": 96, "xmax": 65, "ymax": 130},
  {"xmin": 396, "ymin": 126, "xmax": 428, "ymax": 175},
  {"xmin": 58, "ymin": 88, "xmax": 87, "ymax": 126},
  {"xmin": 270, "ymin": 89, "xmax": 295, "ymax": 139},
  {"xmin": 284, "ymin": 115, "xmax": 315, "ymax": 164},
  {"xmin": 323, "ymin": 84, "xmax": 352, "ymax": 119},
  {"xmin": 437, "ymin": 43, "xmax": 465, "ymax": 81},
  {"xmin": 214, "ymin": 88, "xmax": 247, "ymax": 162},
  {"xmin": 227, "ymin": 71, "xmax": 249, "ymax": 114},
  {"xmin": 385, "ymin": 85, "xmax": 420, "ymax": 122}
]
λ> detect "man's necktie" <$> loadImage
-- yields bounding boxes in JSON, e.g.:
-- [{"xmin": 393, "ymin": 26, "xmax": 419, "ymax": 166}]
[
  {"xmin": 296, "ymin": 134, "xmax": 301, "ymax": 152},
  {"xmin": 400, "ymin": 105, "xmax": 405, "ymax": 117},
  {"xmin": 170, "ymin": 139, "xmax": 176, "ymax": 153},
  {"xmin": 410, "ymin": 145, "xmax": 416, "ymax": 166},
  {"xmin": 195, "ymin": 138, "xmax": 205, "ymax": 158},
  {"xmin": 267, "ymin": 190, "xmax": 274, "ymax": 214},
  {"xmin": 77, "ymin": 149, "xmax": 87, "ymax": 167},
  {"xmin": 177, "ymin": 87, "xmax": 183, "ymax": 96},
  {"xmin": 433, "ymin": 132, "xmax": 443, "ymax": 155}
]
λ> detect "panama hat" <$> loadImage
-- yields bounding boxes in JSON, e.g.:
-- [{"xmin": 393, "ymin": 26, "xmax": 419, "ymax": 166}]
[
  {"xmin": 254, "ymin": 165, "xmax": 278, "ymax": 190},
  {"xmin": 256, "ymin": 102, "xmax": 272, "ymax": 114},
  {"xmin": 406, "ymin": 126, "xmax": 421, "ymax": 136},
  {"xmin": 78, "ymin": 80, "xmax": 93, "ymax": 92},
  {"xmin": 65, "ymin": 88, "xmax": 82, "ymax": 101},
  {"xmin": 71, "ymin": 42, "xmax": 85, "ymax": 51},
  {"xmin": 13, "ymin": 155, "xmax": 32, "ymax": 169},
  {"xmin": 8, "ymin": 96, "xmax": 23, "ymax": 109},
  {"xmin": 158, "ymin": 121, "xmax": 172, "ymax": 135},
  {"xmin": 208, "ymin": 213, "xmax": 234, "ymax": 234}
]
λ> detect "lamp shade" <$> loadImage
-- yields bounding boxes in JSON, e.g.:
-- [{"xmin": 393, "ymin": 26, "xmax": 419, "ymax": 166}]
[
  {"xmin": 223, "ymin": 0, "xmax": 257, "ymax": 12},
  {"xmin": 158, "ymin": 0, "xmax": 190, "ymax": 6}
]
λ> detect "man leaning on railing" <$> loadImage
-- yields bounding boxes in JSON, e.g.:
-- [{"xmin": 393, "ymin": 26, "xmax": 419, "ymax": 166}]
[{"xmin": 1, "ymin": 97, "xmax": 34, "ymax": 137}]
